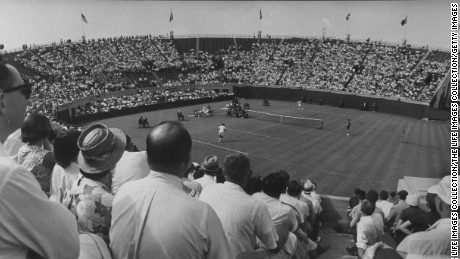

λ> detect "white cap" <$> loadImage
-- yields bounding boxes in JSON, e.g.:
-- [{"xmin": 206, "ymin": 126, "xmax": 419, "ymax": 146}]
[{"xmin": 427, "ymin": 175, "xmax": 450, "ymax": 205}]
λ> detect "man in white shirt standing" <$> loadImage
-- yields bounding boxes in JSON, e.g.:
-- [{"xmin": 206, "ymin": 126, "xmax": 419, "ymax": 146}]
[
  {"xmin": 218, "ymin": 123, "xmax": 226, "ymax": 143},
  {"xmin": 194, "ymin": 155, "xmax": 220, "ymax": 190},
  {"xmin": 110, "ymin": 121, "xmax": 233, "ymax": 259},
  {"xmin": 200, "ymin": 153, "xmax": 281, "ymax": 258},
  {"xmin": 0, "ymin": 62, "xmax": 79, "ymax": 258}
]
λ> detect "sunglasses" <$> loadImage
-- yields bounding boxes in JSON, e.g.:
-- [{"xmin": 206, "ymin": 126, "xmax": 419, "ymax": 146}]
[{"xmin": 1, "ymin": 82, "xmax": 32, "ymax": 99}]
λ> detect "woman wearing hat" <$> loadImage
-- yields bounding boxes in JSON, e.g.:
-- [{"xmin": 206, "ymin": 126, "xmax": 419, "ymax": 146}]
[
  {"xmin": 64, "ymin": 123, "xmax": 126, "ymax": 245},
  {"xmin": 17, "ymin": 112, "xmax": 57, "ymax": 196}
]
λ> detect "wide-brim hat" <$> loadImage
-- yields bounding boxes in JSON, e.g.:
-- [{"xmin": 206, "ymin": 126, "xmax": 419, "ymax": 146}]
[
  {"xmin": 78, "ymin": 123, "xmax": 126, "ymax": 174},
  {"xmin": 303, "ymin": 179, "xmax": 314, "ymax": 193},
  {"xmin": 201, "ymin": 155, "xmax": 220, "ymax": 172},
  {"xmin": 427, "ymin": 175, "xmax": 450, "ymax": 205}
]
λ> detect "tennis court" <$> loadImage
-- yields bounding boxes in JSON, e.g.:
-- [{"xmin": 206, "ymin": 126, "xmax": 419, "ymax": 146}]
[{"xmin": 89, "ymin": 99, "xmax": 450, "ymax": 197}]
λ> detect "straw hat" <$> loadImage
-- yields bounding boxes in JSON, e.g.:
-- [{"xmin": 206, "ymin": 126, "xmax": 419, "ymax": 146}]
[
  {"xmin": 77, "ymin": 124, "xmax": 126, "ymax": 174},
  {"xmin": 201, "ymin": 155, "xmax": 220, "ymax": 172}
]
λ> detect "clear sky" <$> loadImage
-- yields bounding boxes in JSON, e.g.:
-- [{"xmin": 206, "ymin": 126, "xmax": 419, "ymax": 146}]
[{"xmin": 0, "ymin": 0, "xmax": 452, "ymax": 51}]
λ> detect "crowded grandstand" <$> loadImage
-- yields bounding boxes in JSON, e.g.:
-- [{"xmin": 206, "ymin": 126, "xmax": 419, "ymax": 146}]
[{"xmin": 0, "ymin": 1, "xmax": 453, "ymax": 259}]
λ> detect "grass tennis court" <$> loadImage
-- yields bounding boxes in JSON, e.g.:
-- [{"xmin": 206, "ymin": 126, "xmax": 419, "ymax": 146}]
[{"xmin": 87, "ymin": 99, "xmax": 450, "ymax": 197}]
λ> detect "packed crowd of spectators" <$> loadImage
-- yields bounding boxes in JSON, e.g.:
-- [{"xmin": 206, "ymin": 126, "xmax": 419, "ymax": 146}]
[
  {"xmin": 0, "ymin": 62, "xmax": 452, "ymax": 258},
  {"xmin": 9, "ymin": 35, "xmax": 450, "ymax": 122}
]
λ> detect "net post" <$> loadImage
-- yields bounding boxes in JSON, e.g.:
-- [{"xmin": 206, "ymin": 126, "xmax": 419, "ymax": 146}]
[{"xmin": 319, "ymin": 120, "xmax": 323, "ymax": 129}]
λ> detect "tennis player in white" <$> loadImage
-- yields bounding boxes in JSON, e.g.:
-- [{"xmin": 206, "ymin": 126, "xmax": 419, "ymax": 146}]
[{"xmin": 218, "ymin": 123, "xmax": 226, "ymax": 143}]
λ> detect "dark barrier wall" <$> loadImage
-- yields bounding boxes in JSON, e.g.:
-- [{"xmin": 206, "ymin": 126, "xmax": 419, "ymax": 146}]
[
  {"xmin": 73, "ymin": 95, "xmax": 233, "ymax": 125},
  {"xmin": 234, "ymin": 86, "xmax": 449, "ymax": 121}
]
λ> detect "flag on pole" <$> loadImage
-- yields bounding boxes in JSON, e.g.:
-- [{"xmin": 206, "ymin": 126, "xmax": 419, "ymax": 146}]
[
  {"xmin": 170, "ymin": 10, "xmax": 173, "ymax": 22},
  {"xmin": 401, "ymin": 16, "xmax": 407, "ymax": 26},
  {"xmin": 346, "ymin": 13, "xmax": 351, "ymax": 21},
  {"xmin": 81, "ymin": 13, "xmax": 88, "ymax": 23},
  {"xmin": 259, "ymin": 9, "xmax": 263, "ymax": 20}
]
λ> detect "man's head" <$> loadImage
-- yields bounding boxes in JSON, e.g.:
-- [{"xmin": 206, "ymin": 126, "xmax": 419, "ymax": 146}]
[
  {"xmin": 0, "ymin": 63, "xmax": 29, "ymax": 142},
  {"xmin": 54, "ymin": 130, "xmax": 81, "ymax": 169},
  {"xmin": 223, "ymin": 153, "xmax": 250, "ymax": 187},
  {"xmin": 201, "ymin": 155, "xmax": 221, "ymax": 176},
  {"xmin": 427, "ymin": 176, "xmax": 451, "ymax": 218},
  {"xmin": 146, "ymin": 121, "xmax": 192, "ymax": 177},
  {"xmin": 356, "ymin": 189, "xmax": 366, "ymax": 200},
  {"xmin": 287, "ymin": 180, "xmax": 302, "ymax": 198},
  {"xmin": 21, "ymin": 112, "xmax": 53, "ymax": 144},
  {"xmin": 244, "ymin": 175, "xmax": 263, "ymax": 195},
  {"xmin": 303, "ymin": 179, "xmax": 315, "ymax": 193},
  {"xmin": 366, "ymin": 190, "xmax": 379, "ymax": 205},
  {"xmin": 361, "ymin": 199, "xmax": 375, "ymax": 216},
  {"xmin": 278, "ymin": 170, "xmax": 290, "ymax": 190},
  {"xmin": 262, "ymin": 172, "xmax": 286, "ymax": 199},
  {"xmin": 398, "ymin": 190, "xmax": 408, "ymax": 200},
  {"xmin": 389, "ymin": 191, "xmax": 397, "ymax": 199},
  {"xmin": 379, "ymin": 191, "xmax": 389, "ymax": 201}
]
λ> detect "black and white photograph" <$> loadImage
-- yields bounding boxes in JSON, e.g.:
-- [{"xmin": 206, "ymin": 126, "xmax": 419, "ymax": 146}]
[{"xmin": 0, "ymin": 0, "xmax": 456, "ymax": 258}]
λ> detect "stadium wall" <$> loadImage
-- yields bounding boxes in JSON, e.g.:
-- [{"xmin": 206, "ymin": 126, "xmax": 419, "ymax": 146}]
[{"xmin": 234, "ymin": 86, "xmax": 449, "ymax": 121}]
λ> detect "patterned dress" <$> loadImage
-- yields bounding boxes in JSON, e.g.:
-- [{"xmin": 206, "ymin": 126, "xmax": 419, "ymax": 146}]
[
  {"xmin": 17, "ymin": 144, "xmax": 53, "ymax": 195},
  {"xmin": 63, "ymin": 174, "xmax": 114, "ymax": 245}
]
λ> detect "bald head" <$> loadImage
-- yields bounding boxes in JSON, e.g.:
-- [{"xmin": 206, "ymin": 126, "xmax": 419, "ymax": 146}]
[{"xmin": 146, "ymin": 121, "xmax": 192, "ymax": 174}]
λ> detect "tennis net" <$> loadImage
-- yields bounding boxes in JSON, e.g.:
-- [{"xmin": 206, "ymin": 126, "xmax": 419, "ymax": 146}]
[{"xmin": 246, "ymin": 110, "xmax": 323, "ymax": 129}]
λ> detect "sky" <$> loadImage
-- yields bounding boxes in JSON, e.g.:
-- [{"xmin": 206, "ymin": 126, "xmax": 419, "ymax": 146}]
[{"xmin": 0, "ymin": 0, "xmax": 453, "ymax": 52}]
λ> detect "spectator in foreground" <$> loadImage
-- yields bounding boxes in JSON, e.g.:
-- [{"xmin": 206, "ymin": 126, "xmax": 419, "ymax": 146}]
[
  {"xmin": 253, "ymin": 172, "xmax": 299, "ymax": 259},
  {"xmin": 194, "ymin": 155, "xmax": 220, "ymax": 189},
  {"xmin": 424, "ymin": 188, "xmax": 441, "ymax": 226},
  {"xmin": 64, "ymin": 123, "xmax": 126, "ymax": 245},
  {"xmin": 388, "ymin": 191, "xmax": 398, "ymax": 205},
  {"xmin": 0, "ymin": 62, "xmax": 79, "ymax": 258},
  {"xmin": 301, "ymin": 179, "xmax": 322, "ymax": 243},
  {"xmin": 396, "ymin": 176, "xmax": 451, "ymax": 258},
  {"xmin": 396, "ymin": 194, "xmax": 429, "ymax": 242},
  {"xmin": 244, "ymin": 174, "xmax": 263, "ymax": 195},
  {"xmin": 49, "ymin": 130, "xmax": 81, "ymax": 203},
  {"xmin": 112, "ymin": 134, "xmax": 150, "ymax": 195},
  {"xmin": 110, "ymin": 121, "xmax": 233, "ymax": 259},
  {"xmin": 376, "ymin": 191, "xmax": 393, "ymax": 218},
  {"xmin": 200, "ymin": 153, "xmax": 281, "ymax": 258},
  {"xmin": 18, "ymin": 112, "xmax": 56, "ymax": 196},
  {"xmin": 356, "ymin": 200, "xmax": 383, "ymax": 258},
  {"xmin": 386, "ymin": 190, "xmax": 409, "ymax": 234}
]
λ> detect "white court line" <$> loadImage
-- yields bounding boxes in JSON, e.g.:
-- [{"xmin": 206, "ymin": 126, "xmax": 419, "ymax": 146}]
[
  {"xmin": 193, "ymin": 140, "xmax": 248, "ymax": 154},
  {"xmin": 227, "ymin": 127, "xmax": 286, "ymax": 140}
]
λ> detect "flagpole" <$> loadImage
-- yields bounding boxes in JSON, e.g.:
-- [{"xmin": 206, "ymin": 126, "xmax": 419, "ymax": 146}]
[
  {"xmin": 81, "ymin": 19, "xmax": 85, "ymax": 37},
  {"xmin": 404, "ymin": 14, "xmax": 408, "ymax": 41}
]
